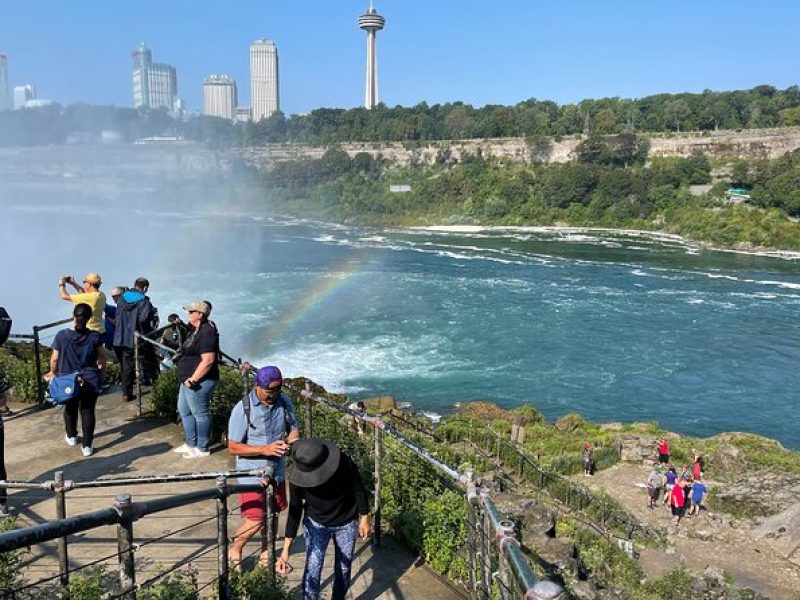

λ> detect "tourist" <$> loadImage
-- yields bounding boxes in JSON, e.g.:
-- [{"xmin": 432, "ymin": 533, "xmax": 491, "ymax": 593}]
[
  {"xmin": 646, "ymin": 463, "xmax": 662, "ymax": 509},
  {"xmin": 277, "ymin": 439, "xmax": 371, "ymax": 600},
  {"xmin": 159, "ymin": 313, "xmax": 189, "ymax": 358},
  {"xmin": 112, "ymin": 278, "xmax": 158, "ymax": 402},
  {"xmin": 174, "ymin": 301, "xmax": 219, "ymax": 458},
  {"xmin": 662, "ymin": 466, "xmax": 677, "ymax": 505},
  {"xmin": 347, "ymin": 400, "xmax": 367, "ymax": 436},
  {"xmin": 45, "ymin": 303, "xmax": 106, "ymax": 457},
  {"xmin": 657, "ymin": 437, "xmax": 670, "ymax": 464},
  {"xmin": 227, "ymin": 365, "xmax": 299, "ymax": 568},
  {"xmin": 58, "ymin": 273, "xmax": 106, "ymax": 334},
  {"xmin": 669, "ymin": 478, "xmax": 687, "ymax": 526},
  {"xmin": 692, "ymin": 451, "xmax": 704, "ymax": 480},
  {"xmin": 582, "ymin": 443, "xmax": 593, "ymax": 476},
  {"xmin": 688, "ymin": 476, "xmax": 707, "ymax": 516}
]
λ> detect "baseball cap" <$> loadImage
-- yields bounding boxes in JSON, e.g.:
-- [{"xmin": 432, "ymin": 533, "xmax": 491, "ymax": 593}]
[
  {"xmin": 183, "ymin": 301, "xmax": 211, "ymax": 316},
  {"xmin": 255, "ymin": 366, "xmax": 283, "ymax": 389}
]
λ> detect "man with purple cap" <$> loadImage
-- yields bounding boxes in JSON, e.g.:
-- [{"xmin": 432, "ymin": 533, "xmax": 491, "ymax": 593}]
[{"xmin": 227, "ymin": 364, "xmax": 299, "ymax": 568}]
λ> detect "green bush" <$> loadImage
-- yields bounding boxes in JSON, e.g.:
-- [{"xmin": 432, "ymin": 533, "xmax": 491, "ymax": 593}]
[
  {"xmin": 150, "ymin": 367, "xmax": 180, "ymax": 422},
  {"xmin": 229, "ymin": 566, "xmax": 289, "ymax": 600},
  {"xmin": 0, "ymin": 517, "xmax": 24, "ymax": 595},
  {"xmin": 67, "ymin": 566, "xmax": 121, "ymax": 599}
]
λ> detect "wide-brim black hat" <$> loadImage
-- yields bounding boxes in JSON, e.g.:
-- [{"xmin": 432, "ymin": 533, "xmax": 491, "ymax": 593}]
[{"xmin": 288, "ymin": 439, "xmax": 341, "ymax": 488}]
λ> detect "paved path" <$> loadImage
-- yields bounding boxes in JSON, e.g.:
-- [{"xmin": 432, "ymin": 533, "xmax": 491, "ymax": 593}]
[{"xmin": 2, "ymin": 391, "xmax": 465, "ymax": 599}]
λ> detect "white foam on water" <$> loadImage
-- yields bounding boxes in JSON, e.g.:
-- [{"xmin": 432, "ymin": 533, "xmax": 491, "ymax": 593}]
[{"xmin": 254, "ymin": 334, "xmax": 467, "ymax": 395}]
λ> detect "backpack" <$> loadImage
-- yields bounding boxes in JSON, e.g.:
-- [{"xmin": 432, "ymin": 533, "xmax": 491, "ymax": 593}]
[
  {"xmin": 48, "ymin": 341, "xmax": 91, "ymax": 405},
  {"xmin": 0, "ymin": 307, "xmax": 11, "ymax": 347}
]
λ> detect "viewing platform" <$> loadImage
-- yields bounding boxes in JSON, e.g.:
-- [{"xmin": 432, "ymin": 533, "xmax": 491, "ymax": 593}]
[{"xmin": 1, "ymin": 390, "xmax": 465, "ymax": 599}]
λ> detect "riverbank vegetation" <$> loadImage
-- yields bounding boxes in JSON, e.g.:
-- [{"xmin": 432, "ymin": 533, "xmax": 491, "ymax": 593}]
[
  {"xmin": 2, "ymin": 84, "xmax": 800, "ymax": 146},
  {"xmin": 260, "ymin": 141, "xmax": 800, "ymax": 250}
]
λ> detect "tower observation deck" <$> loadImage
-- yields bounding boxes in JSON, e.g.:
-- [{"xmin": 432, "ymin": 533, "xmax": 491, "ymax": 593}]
[{"xmin": 358, "ymin": 5, "xmax": 385, "ymax": 109}]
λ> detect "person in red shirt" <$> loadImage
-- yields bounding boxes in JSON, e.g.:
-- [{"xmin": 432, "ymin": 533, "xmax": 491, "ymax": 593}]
[
  {"xmin": 669, "ymin": 478, "xmax": 686, "ymax": 525},
  {"xmin": 657, "ymin": 437, "xmax": 670, "ymax": 464}
]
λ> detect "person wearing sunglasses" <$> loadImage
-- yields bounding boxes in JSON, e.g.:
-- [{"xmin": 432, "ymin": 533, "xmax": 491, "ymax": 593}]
[
  {"xmin": 173, "ymin": 300, "xmax": 219, "ymax": 458},
  {"xmin": 227, "ymin": 365, "xmax": 299, "ymax": 569}
]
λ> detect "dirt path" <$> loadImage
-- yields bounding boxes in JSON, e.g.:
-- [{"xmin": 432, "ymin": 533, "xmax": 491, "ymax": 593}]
[{"xmin": 576, "ymin": 463, "xmax": 800, "ymax": 599}]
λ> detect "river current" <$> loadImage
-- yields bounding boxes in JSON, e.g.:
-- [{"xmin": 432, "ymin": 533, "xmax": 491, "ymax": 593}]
[{"xmin": 3, "ymin": 147, "xmax": 800, "ymax": 448}]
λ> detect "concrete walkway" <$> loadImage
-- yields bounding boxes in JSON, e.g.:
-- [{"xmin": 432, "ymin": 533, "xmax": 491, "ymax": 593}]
[{"xmin": 2, "ymin": 390, "xmax": 465, "ymax": 599}]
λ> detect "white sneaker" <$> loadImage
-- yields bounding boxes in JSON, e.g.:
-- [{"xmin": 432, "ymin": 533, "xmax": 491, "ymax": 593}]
[
  {"xmin": 81, "ymin": 446, "xmax": 94, "ymax": 457},
  {"xmin": 65, "ymin": 435, "xmax": 78, "ymax": 446},
  {"xmin": 183, "ymin": 447, "xmax": 211, "ymax": 459},
  {"xmin": 172, "ymin": 443, "xmax": 191, "ymax": 453}
]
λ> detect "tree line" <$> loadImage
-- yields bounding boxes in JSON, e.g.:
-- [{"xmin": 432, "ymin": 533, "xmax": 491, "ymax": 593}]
[{"xmin": 2, "ymin": 84, "xmax": 800, "ymax": 146}]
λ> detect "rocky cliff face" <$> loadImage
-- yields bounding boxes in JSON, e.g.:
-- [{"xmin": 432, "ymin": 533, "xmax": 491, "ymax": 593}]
[{"xmin": 238, "ymin": 127, "xmax": 800, "ymax": 169}]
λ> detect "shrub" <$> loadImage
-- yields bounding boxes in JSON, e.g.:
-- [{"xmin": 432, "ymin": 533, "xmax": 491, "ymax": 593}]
[
  {"xmin": 0, "ymin": 517, "xmax": 24, "ymax": 595},
  {"xmin": 229, "ymin": 566, "xmax": 289, "ymax": 600},
  {"xmin": 150, "ymin": 367, "xmax": 180, "ymax": 422}
]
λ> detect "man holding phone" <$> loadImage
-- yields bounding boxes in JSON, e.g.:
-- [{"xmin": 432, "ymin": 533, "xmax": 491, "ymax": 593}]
[{"xmin": 227, "ymin": 365, "xmax": 300, "ymax": 568}]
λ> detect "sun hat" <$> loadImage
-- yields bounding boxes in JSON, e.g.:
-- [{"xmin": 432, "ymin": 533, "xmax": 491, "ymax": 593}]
[
  {"xmin": 84, "ymin": 272, "xmax": 102, "ymax": 285},
  {"xmin": 254, "ymin": 366, "xmax": 283, "ymax": 389},
  {"xmin": 183, "ymin": 301, "xmax": 211, "ymax": 316},
  {"xmin": 288, "ymin": 439, "xmax": 341, "ymax": 488}
]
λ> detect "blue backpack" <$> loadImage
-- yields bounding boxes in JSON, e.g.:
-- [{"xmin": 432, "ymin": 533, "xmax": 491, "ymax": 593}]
[{"xmin": 48, "ymin": 342, "xmax": 91, "ymax": 405}]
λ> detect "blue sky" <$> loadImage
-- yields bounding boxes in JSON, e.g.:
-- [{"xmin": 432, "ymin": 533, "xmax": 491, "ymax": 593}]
[{"xmin": 2, "ymin": 1, "xmax": 799, "ymax": 114}]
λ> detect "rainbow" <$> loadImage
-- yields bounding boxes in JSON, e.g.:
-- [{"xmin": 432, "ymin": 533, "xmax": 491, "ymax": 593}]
[{"xmin": 260, "ymin": 252, "xmax": 383, "ymax": 348}]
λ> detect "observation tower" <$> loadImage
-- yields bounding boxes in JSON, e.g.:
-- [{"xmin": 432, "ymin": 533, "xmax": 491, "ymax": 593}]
[{"xmin": 358, "ymin": 3, "xmax": 385, "ymax": 109}]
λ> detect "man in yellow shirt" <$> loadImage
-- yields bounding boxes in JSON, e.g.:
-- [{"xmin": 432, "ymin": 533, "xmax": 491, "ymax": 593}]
[{"xmin": 58, "ymin": 272, "xmax": 106, "ymax": 334}]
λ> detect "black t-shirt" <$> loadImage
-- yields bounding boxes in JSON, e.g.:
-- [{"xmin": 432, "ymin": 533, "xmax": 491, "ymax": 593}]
[
  {"xmin": 284, "ymin": 454, "xmax": 369, "ymax": 539},
  {"xmin": 176, "ymin": 322, "xmax": 219, "ymax": 383}
]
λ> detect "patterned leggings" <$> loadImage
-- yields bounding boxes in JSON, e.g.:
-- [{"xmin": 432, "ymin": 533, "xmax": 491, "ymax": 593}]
[{"xmin": 302, "ymin": 516, "xmax": 358, "ymax": 600}]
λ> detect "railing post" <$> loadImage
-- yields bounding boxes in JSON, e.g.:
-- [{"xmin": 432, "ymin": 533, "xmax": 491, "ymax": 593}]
[
  {"xmin": 304, "ymin": 382, "xmax": 313, "ymax": 437},
  {"xmin": 496, "ymin": 521, "xmax": 515, "ymax": 600},
  {"xmin": 465, "ymin": 472, "xmax": 478, "ymax": 599},
  {"xmin": 33, "ymin": 325, "xmax": 44, "ymax": 405},
  {"xmin": 216, "ymin": 476, "xmax": 230, "ymax": 600},
  {"xmin": 134, "ymin": 333, "xmax": 142, "ymax": 418},
  {"xmin": 265, "ymin": 483, "xmax": 276, "ymax": 578},
  {"xmin": 373, "ymin": 425, "xmax": 382, "ymax": 547},
  {"xmin": 479, "ymin": 487, "xmax": 492, "ymax": 599},
  {"xmin": 115, "ymin": 494, "xmax": 136, "ymax": 599},
  {"xmin": 54, "ymin": 471, "xmax": 69, "ymax": 590}
]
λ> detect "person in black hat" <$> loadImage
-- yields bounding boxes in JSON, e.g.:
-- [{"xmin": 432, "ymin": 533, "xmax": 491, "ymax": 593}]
[{"xmin": 277, "ymin": 438, "xmax": 370, "ymax": 600}]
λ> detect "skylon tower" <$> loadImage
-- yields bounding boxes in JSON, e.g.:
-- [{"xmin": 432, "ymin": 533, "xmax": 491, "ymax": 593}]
[{"xmin": 358, "ymin": 2, "xmax": 385, "ymax": 109}]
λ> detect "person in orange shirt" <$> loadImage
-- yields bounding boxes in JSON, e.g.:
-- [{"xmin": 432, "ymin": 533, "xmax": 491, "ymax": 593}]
[{"xmin": 58, "ymin": 272, "xmax": 106, "ymax": 334}]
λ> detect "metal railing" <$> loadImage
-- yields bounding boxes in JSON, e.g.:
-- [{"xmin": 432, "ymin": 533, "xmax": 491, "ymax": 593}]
[
  {"xmin": 437, "ymin": 418, "xmax": 665, "ymax": 544},
  {"xmin": 8, "ymin": 317, "xmax": 72, "ymax": 405},
  {"xmin": 0, "ymin": 469, "xmax": 274, "ymax": 599}
]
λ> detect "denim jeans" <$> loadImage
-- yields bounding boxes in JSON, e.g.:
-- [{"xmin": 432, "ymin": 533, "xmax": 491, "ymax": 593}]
[
  {"xmin": 302, "ymin": 516, "xmax": 358, "ymax": 600},
  {"xmin": 177, "ymin": 379, "xmax": 217, "ymax": 451}
]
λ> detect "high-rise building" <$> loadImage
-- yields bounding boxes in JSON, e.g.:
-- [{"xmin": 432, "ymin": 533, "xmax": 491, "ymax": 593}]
[
  {"xmin": 202, "ymin": 75, "xmax": 237, "ymax": 120},
  {"xmin": 250, "ymin": 39, "xmax": 279, "ymax": 122},
  {"xmin": 132, "ymin": 43, "xmax": 178, "ymax": 111},
  {"xmin": 358, "ymin": 3, "xmax": 386, "ymax": 109},
  {"xmin": 13, "ymin": 84, "xmax": 36, "ymax": 109},
  {"xmin": 0, "ymin": 54, "xmax": 11, "ymax": 111},
  {"xmin": 235, "ymin": 107, "xmax": 251, "ymax": 123}
]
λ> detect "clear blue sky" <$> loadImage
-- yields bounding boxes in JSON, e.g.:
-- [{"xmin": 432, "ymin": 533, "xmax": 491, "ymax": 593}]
[{"xmin": 2, "ymin": 1, "xmax": 799, "ymax": 114}]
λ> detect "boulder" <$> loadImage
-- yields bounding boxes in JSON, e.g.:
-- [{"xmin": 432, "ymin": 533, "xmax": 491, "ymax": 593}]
[
  {"xmin": 751, "ymin": 502, "xmax": 800, "ymax": 560},
  {"xmin": 361, "ymin": 395, "xmax": 396, "ymax": 412}
]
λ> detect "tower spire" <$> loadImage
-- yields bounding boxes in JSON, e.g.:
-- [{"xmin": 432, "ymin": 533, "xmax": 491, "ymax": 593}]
[{"xmin": 358, "ymin": 3, "xmax": 386, "ymax": 109}]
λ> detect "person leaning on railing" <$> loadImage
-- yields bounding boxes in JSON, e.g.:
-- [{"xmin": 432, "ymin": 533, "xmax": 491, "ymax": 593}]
[
  {"xmin": 113, "ymin": 278, "xmax": 158, "ymax": 402},
  {"xmin": 45, "ymin": 303, "xmax": 106, "ymax": 458},
  {"xmin": 227, "ymin": 365, "xmax": 299, "ymax": 569},
  {"xmin": 173, "ymin": 301, "xmax": 219, "ymax": 459}
]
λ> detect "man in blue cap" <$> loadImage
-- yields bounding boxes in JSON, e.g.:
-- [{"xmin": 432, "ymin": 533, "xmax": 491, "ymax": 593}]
[{"xmin": 227, "ymin": 364, "xmax": 300, "ymax": 568}]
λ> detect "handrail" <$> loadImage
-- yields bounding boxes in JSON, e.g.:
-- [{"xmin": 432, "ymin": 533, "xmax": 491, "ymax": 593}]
[
  {"xmin": 0, "ymin": 482, "xmax": 261, "ymax": 554},
  {"xmin": 0, "ymin": 468, "xmax": 271, "ymax": 491},
  {"xmin": 7, "ymin": 316, "xmax": 73, "ymax": 404}
]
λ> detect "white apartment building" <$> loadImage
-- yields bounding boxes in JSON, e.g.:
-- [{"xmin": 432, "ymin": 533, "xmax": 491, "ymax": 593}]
[
  {"xmin": 202, "ymin": 75, "xmax": 237, "ymax": 120},
  {"xmin": 250, "ymin": 39, "xmax": 279, "ymax": 122}
]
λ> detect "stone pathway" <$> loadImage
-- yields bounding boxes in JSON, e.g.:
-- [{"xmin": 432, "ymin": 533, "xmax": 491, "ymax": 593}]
[{"xmin": 2, "ymin": 391, "xmax": 465, "ymax": 599}]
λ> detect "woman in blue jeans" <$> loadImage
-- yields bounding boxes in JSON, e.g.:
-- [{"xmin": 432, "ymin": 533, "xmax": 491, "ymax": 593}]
[
  {"xmin": 174, "ymin": 301, "xmax": 219, "ymax": 458},
  {"xmin": 278, "ymin": 439, "xmax": 371, "ymax": 600}
]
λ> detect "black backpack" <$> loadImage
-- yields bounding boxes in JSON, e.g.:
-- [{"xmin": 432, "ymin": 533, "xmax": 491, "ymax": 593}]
[{"xmin": 0, "ymin": 307, "xmax": 11, "ymax": 347}]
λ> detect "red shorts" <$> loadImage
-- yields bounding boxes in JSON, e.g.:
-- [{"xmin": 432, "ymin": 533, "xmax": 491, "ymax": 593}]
[{"xmin": 240, "ymin": 481, "xmax": 287, "ymax": 521}]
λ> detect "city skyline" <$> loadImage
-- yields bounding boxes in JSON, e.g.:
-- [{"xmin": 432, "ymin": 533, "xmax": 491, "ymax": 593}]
[{"xmin": 2, "ymin": 1, "xmax": 800, "ymax": 115}]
